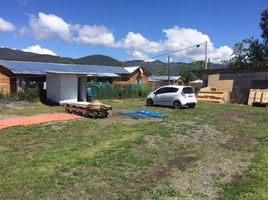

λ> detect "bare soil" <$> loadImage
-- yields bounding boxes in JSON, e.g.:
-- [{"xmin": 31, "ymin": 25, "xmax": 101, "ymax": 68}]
[
  {"xmin": 149, "ymin": 122, "xmax": 257, "ymax": 199},
  {"xmin": 168, "ymin": 154, "xmax": 197, "ymax": 172},
  {"xmin": 0, "ymin": 101, "xmax": 32, "ymax": 110},
  {"xmin": 220, "ymin": 133, "xmax": 256, "ymax": 152},
  {"xmin": 217, "ymin": 111, "xmax": 255, "ymax": 124}
]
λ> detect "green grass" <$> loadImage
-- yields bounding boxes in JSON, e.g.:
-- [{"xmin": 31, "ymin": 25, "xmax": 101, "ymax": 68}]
[
  {"xmin": 0, "ymin": 99, "xmax": 267, "ymax": 199},
  {"xmin": 0, "ymin": 102, "xmax": 65, "ymax": 116}
]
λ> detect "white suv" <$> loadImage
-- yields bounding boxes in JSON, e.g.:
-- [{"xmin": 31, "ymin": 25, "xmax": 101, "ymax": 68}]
[{"xmin": 146, "ymin": 85, "xmax": 197, "ymax": 109}]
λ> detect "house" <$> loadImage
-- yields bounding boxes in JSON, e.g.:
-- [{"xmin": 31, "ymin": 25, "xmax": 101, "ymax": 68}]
[
  {"xmin": 0, "ymin": 60, "xmax": 143, "ymax": 103},
  {"xmin": 115, "ymin": 66, "xmax": 149, "ymax": 85},
  {"xmin": 148, "ymin": 76, "xmax": 185, "ymax": 89},
  {"xmin": 194, "ymin": 67, "xmax": 268, "ymax": 104}
]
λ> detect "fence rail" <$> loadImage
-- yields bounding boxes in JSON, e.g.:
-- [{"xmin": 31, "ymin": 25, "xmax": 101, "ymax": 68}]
[{"xmin": 88, "ymin": 83, "xmax": 154, "ymax": 99}]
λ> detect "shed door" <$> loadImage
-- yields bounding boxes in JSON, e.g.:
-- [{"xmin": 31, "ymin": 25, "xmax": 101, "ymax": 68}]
[{"xmin": 78, "ymin": 76, "xmax": 86, "ymax": 102}]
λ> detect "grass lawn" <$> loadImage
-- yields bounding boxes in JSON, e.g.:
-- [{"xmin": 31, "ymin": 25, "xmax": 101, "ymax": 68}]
[{"xmin": 0, "ymin": 98, "xmax": 267, "ymax": 199}]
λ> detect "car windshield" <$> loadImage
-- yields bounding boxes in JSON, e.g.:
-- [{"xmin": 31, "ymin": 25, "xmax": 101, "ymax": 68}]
[{"xmin": 182, "ymin": 87, "xmax": 194, "ymax": 94}]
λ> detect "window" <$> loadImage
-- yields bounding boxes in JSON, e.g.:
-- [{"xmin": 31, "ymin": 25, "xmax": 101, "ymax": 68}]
[
  {"xmin": 155, "ymin": 87, "xmax": 170, "ymax": 94},
  {"xmin": 169, "ymin": 87, "xmax": 179, "ymax": 93},
  {"xmin": 182, "ymin": 87, "xmax": 194, "ymax": 94}
]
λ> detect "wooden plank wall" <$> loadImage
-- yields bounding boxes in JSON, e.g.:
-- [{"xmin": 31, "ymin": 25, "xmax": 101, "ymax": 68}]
[
  {"xmin": 116, "ymin": 71, "xmax": 149, "ymax": 84},
  {"xmin": 0, "ymin": 72, "xmax": 11, "ymax": 95}
]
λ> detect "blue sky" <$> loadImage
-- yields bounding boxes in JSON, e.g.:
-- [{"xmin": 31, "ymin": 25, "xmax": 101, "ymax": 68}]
[{"xmin": 0, "ymin": 0, "xmax": 267, "ymax": 63}]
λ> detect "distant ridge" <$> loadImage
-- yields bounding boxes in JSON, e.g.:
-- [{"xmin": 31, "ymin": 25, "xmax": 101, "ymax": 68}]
[{"xmin": 0, "ymin": 47, "xmax": 225, "ymax": 75}]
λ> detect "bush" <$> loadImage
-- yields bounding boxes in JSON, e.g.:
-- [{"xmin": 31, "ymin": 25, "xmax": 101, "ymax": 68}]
[
  {"xmin": 17, "ymin": 87, "xmax": 39, "ymax": 102},
  {"xmin": 0, "ymin": 91, "xmax": 4, "ymax": 99}
]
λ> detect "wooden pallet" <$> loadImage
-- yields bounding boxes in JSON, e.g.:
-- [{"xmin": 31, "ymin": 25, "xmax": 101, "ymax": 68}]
[
  {"xmin": 65, "ymin": 101, "xmax": 112, "ymax": 118},
  {"xmin": 197, "ymin": 91, "xmax": 230, "ymax": 103},
  {"xmin": 248, "ymin": 89, "xmax": 268, "ymax": 107}
]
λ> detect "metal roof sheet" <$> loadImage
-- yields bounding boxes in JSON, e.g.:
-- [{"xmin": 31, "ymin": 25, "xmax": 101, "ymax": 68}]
[
  {"xmin": 124, "ymin": 66, "xmax": 140, "ymax": 73},
  {"xmin": 149, "ymin": 76, "xmax": 183, "ymax": 81},
  {"xmin": 0, "ymin": 60, "xmax": 129, "ymax": 75}
]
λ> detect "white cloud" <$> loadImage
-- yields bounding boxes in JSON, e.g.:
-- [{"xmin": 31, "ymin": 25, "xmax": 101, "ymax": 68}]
[
  {"xmin": 19, "ymin": 12, "xmax": 232, "ymax": 63},
  {"xmin": 22, "ymin": 45, "xmax": 57, "ymax": 56},
  {"xmin": 117, "ymin": 32, "xmax": 163, "ymax": 60},
  {"xmin": 75, "ymin": 25, "xmax": 115, "ymax": 46},
  {"xmin": 0, "ymin": 17, "xmax": 15, "ymax": 32},
  {"xmin": 29, "ymin": 12, "xmax": 72, "ymax": 41},
  {"xmin": 119, "ymin": 27, "xmax": 233, "ymax": 63}
]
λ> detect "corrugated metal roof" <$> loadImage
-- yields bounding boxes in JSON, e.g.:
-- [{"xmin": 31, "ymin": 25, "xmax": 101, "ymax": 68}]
[
  {"xmin": 0, "ymin": 60, "xmax": 129, "ymax": 75},
  {"xmin": 124, "ymin": 66, "xmax": 140, "ymax": 73},
  {"xmin": 149, "ymin": 76, "xmax": 183, "ymax": 81}
]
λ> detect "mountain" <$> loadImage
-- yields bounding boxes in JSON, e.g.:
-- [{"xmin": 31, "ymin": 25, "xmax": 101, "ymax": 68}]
[
  {"xmin": 0, "ymin": 48, "xmax": 73, "ymax": 64},
  {"xmin": 0, "ymin": 47, "xmax": 225, "ymax": 75},
  {"xmin": 75, "ymin": 55, "xmax": 123, "ymax": 66}
]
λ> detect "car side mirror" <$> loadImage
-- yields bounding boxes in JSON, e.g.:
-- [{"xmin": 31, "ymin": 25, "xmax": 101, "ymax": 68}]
[{"xmin": 154, "ymin": 92, "xmax": 157, "ymax": 95}]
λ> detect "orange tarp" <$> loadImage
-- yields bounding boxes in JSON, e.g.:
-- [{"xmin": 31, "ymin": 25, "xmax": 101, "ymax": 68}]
[{"xmin": 0, "ymin": 113, "xmax": 81, "ymax": 130}]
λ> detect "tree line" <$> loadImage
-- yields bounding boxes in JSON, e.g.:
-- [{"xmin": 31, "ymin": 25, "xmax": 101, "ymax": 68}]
[{"xmin": 225, "ymin": 9, "xmax": 268, "ymax": 67}]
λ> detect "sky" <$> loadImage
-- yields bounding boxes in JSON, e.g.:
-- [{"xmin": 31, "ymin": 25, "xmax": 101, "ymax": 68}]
[{"xmin": 0, "ymin": 0, "xmax": 267, "ymax": 63}]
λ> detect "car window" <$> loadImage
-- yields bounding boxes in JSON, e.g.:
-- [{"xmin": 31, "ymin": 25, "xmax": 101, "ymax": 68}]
[
  {"xmin": 169, "ymin": 87, "xmax": 179, "ymax": 93},
  {"xmin": 155, "ymin": 87, "xmax": 169, "ymax": 94},
  {"xmin": 182, "ymin": 87, "xmax": 194, "ymax": 94}
]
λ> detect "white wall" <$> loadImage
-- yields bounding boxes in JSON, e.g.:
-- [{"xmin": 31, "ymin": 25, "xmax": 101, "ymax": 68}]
[
  {"xmin": 60, "ymin": 74, "xmax": 78, "ymax": 103},
  {"xmin": 47, "ymin": 73, "xmax": 87, "ymax": 104},
  {"xmin": 46, "ymin": 73, "xmax": 61, "ymax": 103}
]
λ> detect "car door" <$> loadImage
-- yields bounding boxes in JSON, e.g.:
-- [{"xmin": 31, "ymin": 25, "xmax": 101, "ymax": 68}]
[
  {"xmin": 153, "ymin": 87, "xmax": 170, "ymax": 105},
  {"xmin": 165, "ymin": 87, "xmax": 179, "ymax": 106}
]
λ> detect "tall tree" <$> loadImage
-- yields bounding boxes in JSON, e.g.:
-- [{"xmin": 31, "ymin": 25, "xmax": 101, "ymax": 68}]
[
  {"xmin": 226, "ymin": 37, "xmax": 264, "ymax": 67},
  {"xmin": 260, "ymin": 9, "xmax": 268, "ymax": 57}
]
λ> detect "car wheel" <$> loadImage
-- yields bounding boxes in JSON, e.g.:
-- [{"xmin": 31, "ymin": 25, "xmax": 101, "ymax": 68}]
[
  {"xmin": 189, "ymin": 104, "xmax": 196, "ymax": 109},
  {"xmin": 173, "ymin": 101, "xmax": 182, "ymax": 109},
  {"xmin": 146, "ymin": 99, "xmax": 154, "ymax": 107}
]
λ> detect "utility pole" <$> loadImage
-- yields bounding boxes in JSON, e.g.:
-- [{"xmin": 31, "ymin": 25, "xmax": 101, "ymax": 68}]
[
  {"xmin": 167, "ymin": 55, "xmax": 170, "ymax": 85},
  {"xmin": 205, "ymin": 41, "xmax": 208, "ymax": 70}
]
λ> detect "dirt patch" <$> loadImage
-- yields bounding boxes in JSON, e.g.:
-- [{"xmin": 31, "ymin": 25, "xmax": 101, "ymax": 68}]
[
  {"xmin": 231, "ymin": 171, "xmax": 246, "ymax": 182},
  {"xmin": 168, "ymin": 154, "xmax": 197, "ymax": 172},
  {"xmin": 24, "ymin": 140, "xmax": 46, "ymax": 149},
  {"xmin": 165, "ymin": 124, "xmax": 256, "ymax": 199},
  {"xmin": 0, "ymin": 115, "xmax": 21, "ymax": 120},
  {"xmin": 0, "ymin": 101, "xmax": 32, "ymax": 110},
  {"xmin": 153, "ymin": 168, "xmax": 170, "ymax": 180},
  {"xmin": 218, "ymin": 111, "xmax": 255, "ymax": 125},
  {"xmin": 220, "ymin": 133, "xmax": 256, "ymax": 152}
]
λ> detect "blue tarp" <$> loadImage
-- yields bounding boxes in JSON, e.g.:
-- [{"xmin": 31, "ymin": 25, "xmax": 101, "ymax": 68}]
[{"xmin": 119, "ymin": 109, "xmax": 166, "ymax": 119}]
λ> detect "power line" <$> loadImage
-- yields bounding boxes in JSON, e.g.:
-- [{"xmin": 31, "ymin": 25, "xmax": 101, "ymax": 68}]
[{"xmin": 144, "ymin": 42, "xmax": 207, "ymax": 62}]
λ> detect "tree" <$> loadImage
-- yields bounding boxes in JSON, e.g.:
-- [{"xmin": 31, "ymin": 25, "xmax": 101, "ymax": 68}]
[
  {"xmin": 260, "ymin": 9, "xmax": 268, "ymax": 57},
  {"xmin": 179, "ymin": 64, "xmax": 194, "ymax": 84},
  {"xmin": 225, "ymin": 37, "xmax": 264, "ymax": 67}
]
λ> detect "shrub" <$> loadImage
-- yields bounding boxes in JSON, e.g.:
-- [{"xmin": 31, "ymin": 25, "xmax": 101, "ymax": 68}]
[
  {"xmin": 17, "ymin": 87, "xmax": 39, "ymax": 102},
  {"xmin": 0, "ymin": 90, "xmax": 4, "ymax": 99}
]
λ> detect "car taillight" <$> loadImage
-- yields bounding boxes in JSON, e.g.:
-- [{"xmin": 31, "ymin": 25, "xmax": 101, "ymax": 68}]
[{"xmin": 181, "ymin": 91, "xmax": 186, "ymax": 98}]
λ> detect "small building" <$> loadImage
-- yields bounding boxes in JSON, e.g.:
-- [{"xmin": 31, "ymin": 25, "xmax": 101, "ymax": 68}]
[
  {"xmin": 194, "ymin": 67, "xmax": 268, "ymax": 104},
  {"xmin": 148, "ymin": 76, "xmax": 184, "ymax": 89},
  {"xmin": 46, "ymin": 72, "xmax": 87, "ymax": 104},
  {"xmin": 115, "ymin": 66, "xmax": 149, "ymax": 85}
]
